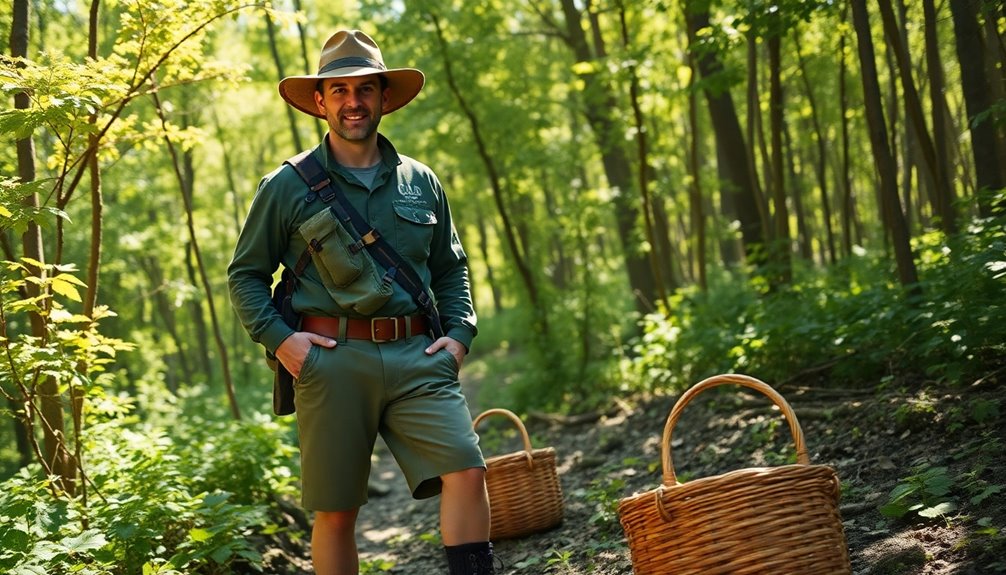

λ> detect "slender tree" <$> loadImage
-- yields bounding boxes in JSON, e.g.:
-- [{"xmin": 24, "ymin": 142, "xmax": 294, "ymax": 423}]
[
  {"xmin": 877, "ymin": 0, "xmax": 956, "ymax": 234},
  {"xmin": 795, "ymin": 36, "xmax": 837, "ymax": 263},
  {"xmin": 539, "ymin": 0, "xmax": 659, "ymax": 313},
  {"xmin": 850, "ymin": 0, "xmax": 919, "ymax": 288},
  {"xmin": 949, "ymin": 0, "xmax": 1005, "ymax": 216},
  {"xmin": 684, "ymin": 0, "xmax": 765, "ymax": 268}
]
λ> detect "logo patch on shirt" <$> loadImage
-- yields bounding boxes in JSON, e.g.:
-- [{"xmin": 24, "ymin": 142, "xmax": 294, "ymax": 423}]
[{"xmin": 398, "ymin": 184, "xmax": 423, "ymax": 200}]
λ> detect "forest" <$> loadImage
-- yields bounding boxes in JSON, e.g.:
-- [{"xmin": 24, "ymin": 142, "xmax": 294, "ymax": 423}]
[{"xmin": 1, "ymin": 0, "xmax": 1004, "ymax": 573}]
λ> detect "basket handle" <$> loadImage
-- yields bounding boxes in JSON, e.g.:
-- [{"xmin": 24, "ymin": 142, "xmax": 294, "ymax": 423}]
[
  {"xmin": 660, "ymin": 374, "xmax": 809, "ymax": 487},
  {"xmin": 473, "ymin": 408, "xmax": 536, "ymax": 468}
]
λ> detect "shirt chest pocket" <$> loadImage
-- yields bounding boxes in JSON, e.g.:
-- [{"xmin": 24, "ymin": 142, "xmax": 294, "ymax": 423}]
[{"xmin": 393, "ymin": 201, "xmax": 437, "ymax": 261}]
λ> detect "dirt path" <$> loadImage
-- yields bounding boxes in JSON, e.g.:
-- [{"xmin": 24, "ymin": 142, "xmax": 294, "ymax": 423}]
[
  {"xmin": 263, "ymin": 369, "xmax": 1006, "ymax": 575},
  {"xmin": 353, "ymin": 374, "xmax": 1005, "ymax": 574}
]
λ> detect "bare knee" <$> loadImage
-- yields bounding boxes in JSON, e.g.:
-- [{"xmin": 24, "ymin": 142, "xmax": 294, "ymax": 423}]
[
  {"xmin": 313, "ymin": 509, "xmax": 359, "ymax": 535},
  {"xmin": 441, "ymin": 466, "xmax": 486, "ymax": 490}
]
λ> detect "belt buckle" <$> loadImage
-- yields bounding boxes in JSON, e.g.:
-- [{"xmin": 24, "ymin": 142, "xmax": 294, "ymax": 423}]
[{"xmin": 370, "ymin": 317, "xmax": 399, "ymax": 343}]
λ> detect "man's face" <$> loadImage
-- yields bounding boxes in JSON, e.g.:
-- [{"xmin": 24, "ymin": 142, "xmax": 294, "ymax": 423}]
[{"xmin": 314, "ymin": 74, "xmax": 388, "ymax": 142}]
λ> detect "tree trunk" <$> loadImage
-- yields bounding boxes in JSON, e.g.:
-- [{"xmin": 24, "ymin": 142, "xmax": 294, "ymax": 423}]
[
  {"xmin": 768, "ymin": 32, "xmax": 792, "ymax": 285},
  {"xmin": 152, "ymin": 91, "xmax": 241, "ymax": 419},
  {"xmin": 850, "ymin": 0, "xmax": 919, "ymax": 289},
  {"xmin": 839, "ymin": 3, "xmax": 855, "ymax": 258},
  {"xmin": 264, "ymin": 13, "xmax": 304, "ymax": 152},
  {"xmin": 11, "ymin": 0, "xmax": 74, "ymax": 487},
  {"xmin": 428, "ymin": 14, "xmax": 548, "ymax": 337},
  {"xmin": 922, "ymin": 0, "xmax": 957, "ymax": 231},
  {"xmin": 291, "ymin": 0, "xmax": 323, "ymax": 142},
  {"xmin": 555, "ymin": 0, "xmax": 657, "ymax": 314},
  {"xmin": 980, "ymin": 8, "xmax": 1006, "ymax": 186},
  {"xmin": 686, "ymin": 47, "xmax": 708, "ymax": 291},
  {"xmin": 949, "ymin": 0, "xmax": 1005, "ymax": 216},
  {"xmin": 684, "ymin": 0, "xmax": 765, "ymax": 268},
  {"xmin": 472, "ymin": 198, "xmax": 503, "ymax": 315},
  {"xmin": 795, "ymin": 36, "xmax": 837, "ymax": 264},
  {"xmin": 786, "ymin": 119, "xmax": 813, "ymax": 261},
  {"xmin": 618, "ymin": 4, "xmax": 669, "ymax": 309},
  {"xmin": 877, "ymin": 0, "xmax": 956, "ymax": 234},
  {"xmin": 746, "ymin": 33, "xmax": 772, "ymax": 241}
]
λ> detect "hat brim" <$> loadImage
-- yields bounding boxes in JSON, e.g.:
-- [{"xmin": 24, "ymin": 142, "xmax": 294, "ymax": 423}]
[{"xmin": 279, "ymin": 67, "xmax": 425, "ymax": 119}]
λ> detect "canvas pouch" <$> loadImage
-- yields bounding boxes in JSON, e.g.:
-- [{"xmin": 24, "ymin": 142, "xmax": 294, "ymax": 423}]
[{"xmin": 298, "ymin": 207, "xmax": 393, "ymax": 315}]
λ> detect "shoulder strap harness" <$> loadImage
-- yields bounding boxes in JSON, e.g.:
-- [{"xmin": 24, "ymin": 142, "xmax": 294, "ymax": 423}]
[{"xmin": 282, "ymin": 149, "xmax": 445, "ymax": 339}]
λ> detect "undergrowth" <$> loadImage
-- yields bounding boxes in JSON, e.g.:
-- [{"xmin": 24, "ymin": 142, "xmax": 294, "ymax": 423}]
[
  {"xmin": 623, "ymin": 214, "xmax": 1006, "ymax": 395},
  {"xmin": 0, "ymin": 408, "xmax": 299, "ymax": 575}
]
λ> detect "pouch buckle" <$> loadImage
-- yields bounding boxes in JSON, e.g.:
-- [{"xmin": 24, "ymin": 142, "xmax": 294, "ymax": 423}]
[{"xmin": 370, "ymin": 317, "xmax": 400, "ymax": 343}]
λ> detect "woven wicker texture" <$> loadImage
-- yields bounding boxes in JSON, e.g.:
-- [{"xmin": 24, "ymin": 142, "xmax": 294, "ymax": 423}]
[
  {"xmin": 617, "ymin": 374, "xmax": 851, "ymax": 575},
  {"xmin": 473, "ymin": 408, "xmax": 564, "ymax": 540}
]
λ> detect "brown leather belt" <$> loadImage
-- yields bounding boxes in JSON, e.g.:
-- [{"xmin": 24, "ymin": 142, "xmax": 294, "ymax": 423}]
[{"xmin": 301, "ymin": 314, "xmax": 428, "ymax": 342}]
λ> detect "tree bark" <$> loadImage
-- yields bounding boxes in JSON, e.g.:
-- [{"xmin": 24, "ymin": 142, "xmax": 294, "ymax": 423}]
[
  {"xmin": 839, "ymin": 3, "xmax": 855, "ymax": 257},
  {"xmin": 291, "ymin": 0, "xmax": 323, "ymax": 142},
  {"xmin": 949, "ymin": 0, "xmax": 1005, "ymax": 216},
  {"xmin": 922, "ymin": 0, "xmax": 957, "ymax": 230},
  {"xmin": 618, "ymin": 3, "xmax": 669, "ymax": 309},
  {"xmin": 877, "ymin": 0, "xmax": 956, "ymax": 234},
  {"xmin": 264, "ymin": 13, "xmax": 304, "ymax": 153},
  {"xmin": 850, "ymin": 0, "xmax": 919, "ymax": 289},
  {"xmin": 768, "ymin": 32, "xmax": 792, "ymax": 285},
  {"xmin": 686, "ymin": 47, "xmax": 708, "ymax": 291},
  {"xmin": 11, "ymin": 0, "xmax": 74, "ymax": 487},
  {"xmin": 795, "ymin": 37, "xmax": 836, "ymax": 264},
  {"xmin": 684, "ymin": 0, "xmax": 765, "ymax": 268},
  {"xmin": 554, "ymin": 0, "xmax": 658, "ymax": 314}
]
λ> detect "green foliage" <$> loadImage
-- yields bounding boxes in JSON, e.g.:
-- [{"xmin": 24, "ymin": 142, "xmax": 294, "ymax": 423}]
[
  {"xmin": 0, "ymin": 177, "xmax": 69, "ymax": 235},
  {"xmin": 578, "ymin": 476, "xmax": 627, "ymax": 537},
  {"xmin": 879, "ymin": 464, "xmax": 958, "ymax": 521},
  {"xmin": 622, "ymin": 214, "xmax": 1006, "ymax": 394},
  {"xmin": 359, "ymin": 557, "xmax": 396, "ymax": 574},
  {"xmin": 0, "ymin": 412, "xmax": 297, "ymax": 574}
]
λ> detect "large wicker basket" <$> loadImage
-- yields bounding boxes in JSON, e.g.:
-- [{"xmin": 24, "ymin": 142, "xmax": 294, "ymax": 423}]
[
  {"xmin": 617, "ymin": 374, "xmax": 851, "ymax": 575},
  {"xmin": 473, "ymin": 408, "xmax": 564, "ymax": 540}
]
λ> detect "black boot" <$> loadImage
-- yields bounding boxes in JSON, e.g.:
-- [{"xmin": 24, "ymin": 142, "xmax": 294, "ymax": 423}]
[{"xmin": 444, "ymin": 541, "xmax": 500, "ymax": 574}]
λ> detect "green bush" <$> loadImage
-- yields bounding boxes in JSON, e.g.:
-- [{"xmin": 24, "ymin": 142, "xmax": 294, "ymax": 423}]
[
  {"xmin": 0, "ymin": 413, "xmax": 298, "ymax": 574},
  {"xmin": 623, "ymin": 213, "xmax": 1006, "ymax": 393}
]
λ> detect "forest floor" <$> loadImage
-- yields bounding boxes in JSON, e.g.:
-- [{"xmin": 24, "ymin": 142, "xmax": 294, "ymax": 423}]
[{"xmin": 255, "ymin": 360, "xmax": 1006, "ymax": 575}]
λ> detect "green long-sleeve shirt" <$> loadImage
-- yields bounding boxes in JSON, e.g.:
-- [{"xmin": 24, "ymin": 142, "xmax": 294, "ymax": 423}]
[{"xmin": 228, "ymin": 135, "xmax": 477, "ymax": 355}]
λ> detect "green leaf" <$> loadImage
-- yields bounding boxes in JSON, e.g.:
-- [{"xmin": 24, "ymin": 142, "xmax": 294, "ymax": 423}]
[
  {"xmin": 9, "ymin": 565, "xmax": 49, "ymax": 575},
  {"xmin": 52, "ymin": 273, "xmax": 87, "ymax": 287},
  {"xmin": 50, "ymin": 277, "xmax": 82, "ymax": 302},
  {"xmin": 209, "ymin": 543, "xmax": 234, "ymax": 563},
  {"xmin": 969, "ymin": 485, "xmax": 1001, "ymax": 506},
  {"xmin": 879, "ymin": 502, "xmax": 909, "ymax": 518},
  {"xmin": 918, "ymin": 501, "xmax": 957, "ymax": 518},
  {"xmin": 188, "ymin": 528, "xmax": 212, "ymax": 543},
  {"xmin": 886, "ymin": 483, "xmax": 916, "ymax": 503},
  {"xmin": 0, "ymin": 525, "xmax": 31, "ymax": 553},
  {"xmin": 60, "ymin": 529, "xmax": 106, "ymax": 553}
]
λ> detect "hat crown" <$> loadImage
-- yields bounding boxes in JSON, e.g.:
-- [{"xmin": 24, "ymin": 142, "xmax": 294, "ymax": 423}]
[{"xmin": 318, "ymin": 30, "xmax": 386, "ymax": 75}]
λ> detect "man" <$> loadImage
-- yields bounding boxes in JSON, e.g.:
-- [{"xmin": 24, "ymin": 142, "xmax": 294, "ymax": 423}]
[{"xmin": 228, "ymin": 29, "xmax": 496, "ymax": 575}]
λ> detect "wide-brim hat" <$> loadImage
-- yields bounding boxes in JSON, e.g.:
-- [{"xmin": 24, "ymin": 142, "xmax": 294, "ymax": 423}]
[{"xmin": 279, "ymin": 29, "xmax": 425, "ymax": 118}]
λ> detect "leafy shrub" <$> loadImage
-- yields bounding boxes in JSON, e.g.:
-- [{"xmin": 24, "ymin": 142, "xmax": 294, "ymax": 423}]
[
  {"xmin": 0, "ymin": 413, "xmax": 298, "ymax": 574},
  {"xmin": 622, "ymin": 213, "xmax": 1006, "ymax": 393}
]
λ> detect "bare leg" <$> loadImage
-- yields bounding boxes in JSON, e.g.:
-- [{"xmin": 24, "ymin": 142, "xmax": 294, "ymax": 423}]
[
  {"xmin": 439, "ymin": 467, "xmax": 491, "ymax": 545},
  {"xmin": 311, "ymin": 508, "xmax": 360, "ymax": 575}
]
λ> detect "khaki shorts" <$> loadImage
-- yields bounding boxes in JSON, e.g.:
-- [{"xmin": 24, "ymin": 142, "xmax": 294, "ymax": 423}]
[{"xmin": 293, "ymin": 333, "xmax": 485, "ymax": 511}]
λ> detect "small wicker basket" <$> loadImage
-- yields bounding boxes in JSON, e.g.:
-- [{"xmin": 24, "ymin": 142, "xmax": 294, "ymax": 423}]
[
  {"xmin": 473, "ymin": 408, "xmax": 564, "ymax": 540},
  {"xmin": 617, "ymin": 374, "xmax": 851, "ymax": 575}
]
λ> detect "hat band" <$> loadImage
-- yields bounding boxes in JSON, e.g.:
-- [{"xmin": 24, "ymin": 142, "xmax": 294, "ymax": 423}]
[{"xmin": 318, "ymin": 56, "xmax": 387, "ymax": 75}]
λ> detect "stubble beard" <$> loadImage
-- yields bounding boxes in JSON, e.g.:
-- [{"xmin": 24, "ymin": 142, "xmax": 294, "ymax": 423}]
[{"xmin": 330, "ymin": 106, "xmax": 381, "ymax": 143}]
